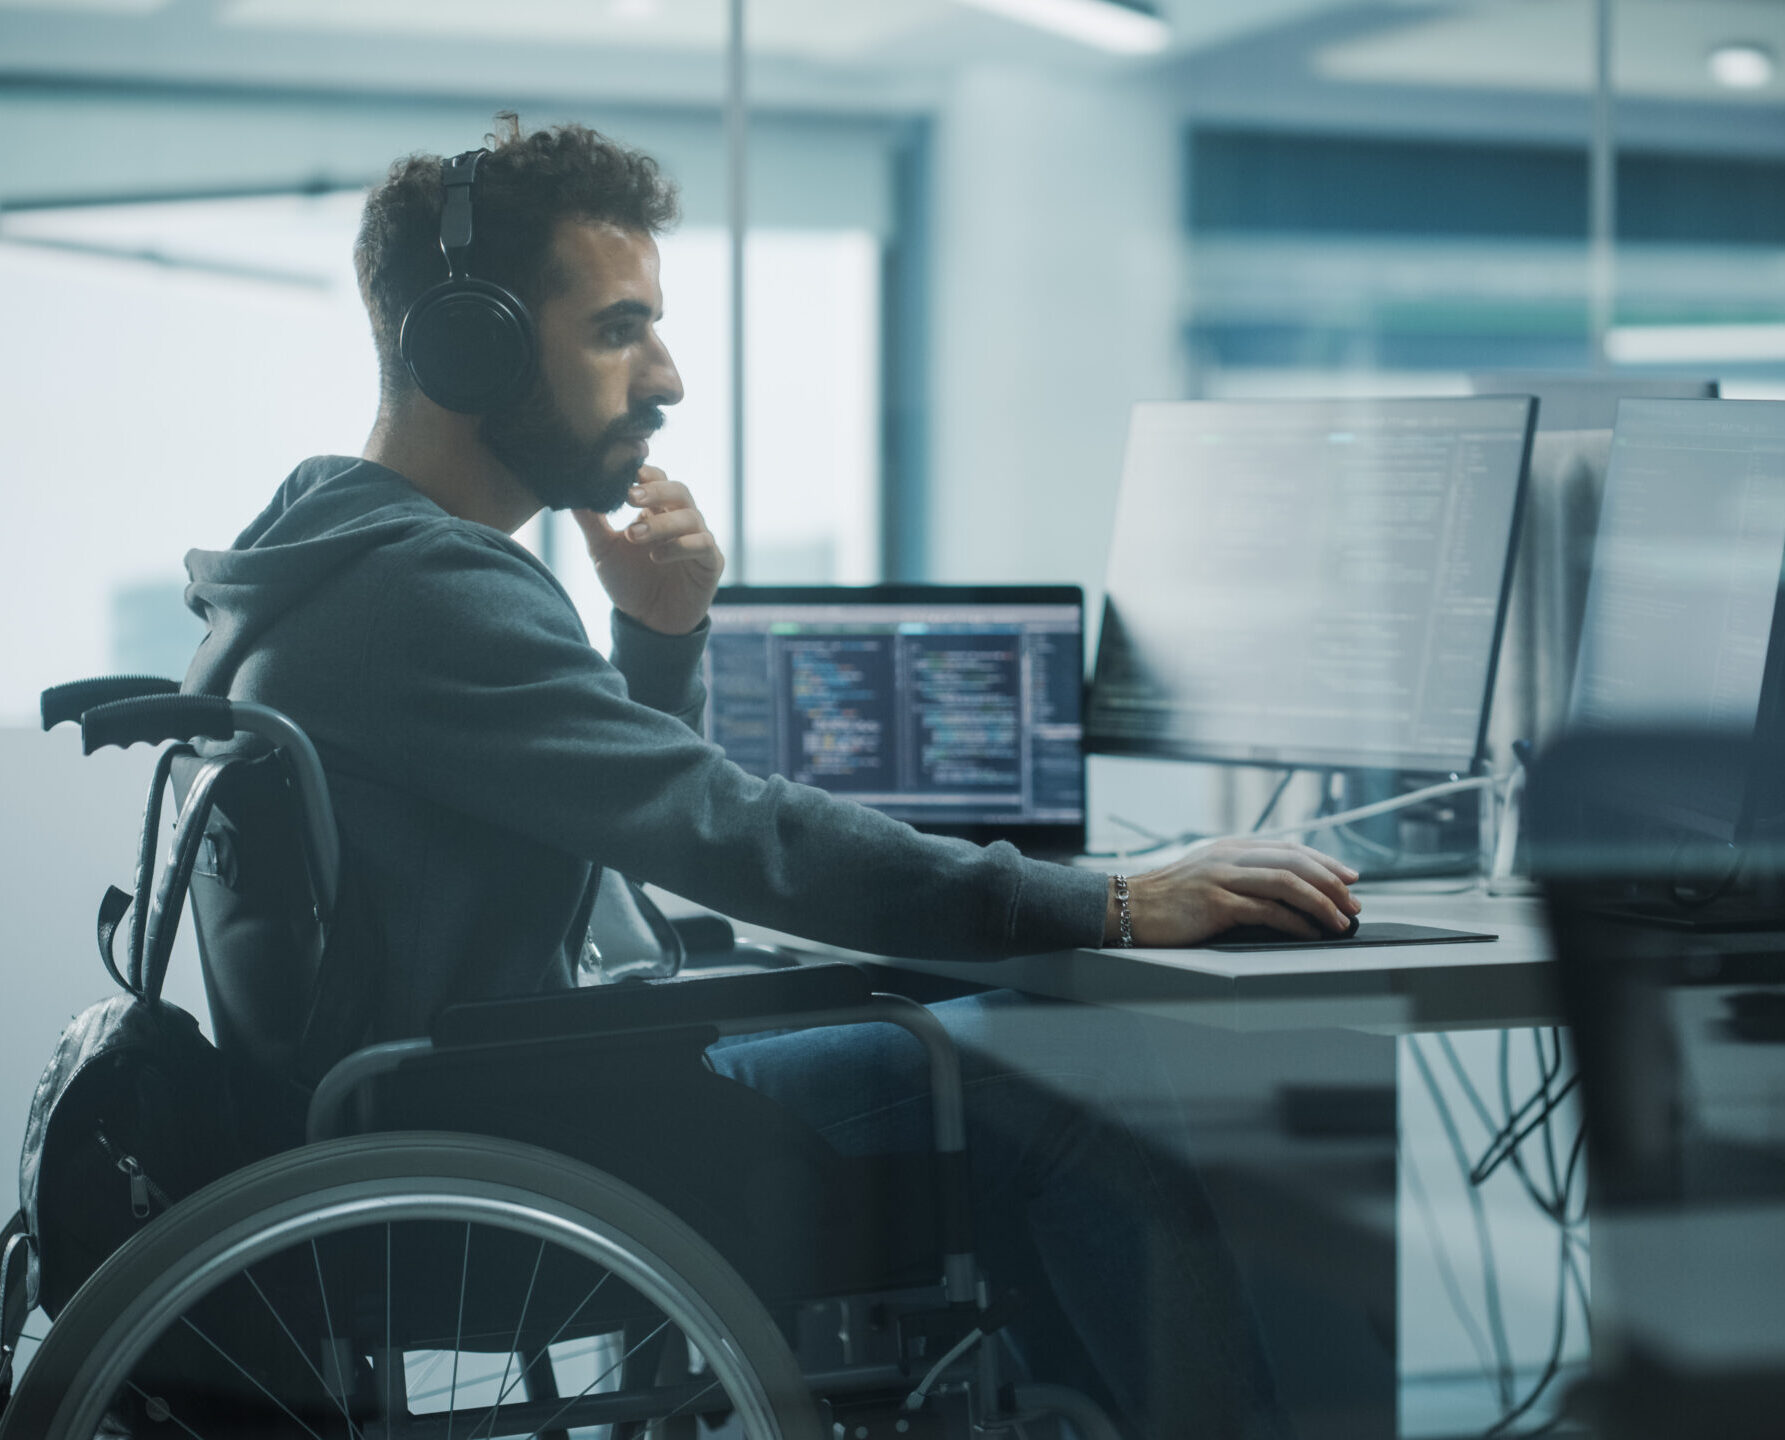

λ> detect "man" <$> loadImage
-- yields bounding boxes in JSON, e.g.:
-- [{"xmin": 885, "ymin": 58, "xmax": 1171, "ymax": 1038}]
[{"xmin": 184, "ymin": 117, "xmax": 1357, "ymax": 1436}]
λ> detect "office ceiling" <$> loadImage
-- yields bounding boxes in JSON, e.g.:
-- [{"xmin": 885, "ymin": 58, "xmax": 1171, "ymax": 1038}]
[
  {"xmin": 0, "ymin": 0, "xmax": 1777, "ymax": 111},
  {"xmin": 1319, "ymin": 0, "xmax": 1785, "ymax": 105}
]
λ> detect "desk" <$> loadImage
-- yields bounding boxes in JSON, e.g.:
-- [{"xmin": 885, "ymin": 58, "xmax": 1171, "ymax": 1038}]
[
  {"xmin": 737, "ymin": 887, "xmax": 1560, "ymax": 1036},
  {"xmin": 719, "ymin": 885, "xmax": 1578, "ymax": 1438}
]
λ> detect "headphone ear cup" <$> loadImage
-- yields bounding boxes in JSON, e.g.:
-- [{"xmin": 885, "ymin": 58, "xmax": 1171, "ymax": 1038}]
[{"xmin": 399, "ymin": 278, "xmax": 536, "ymax": 414}]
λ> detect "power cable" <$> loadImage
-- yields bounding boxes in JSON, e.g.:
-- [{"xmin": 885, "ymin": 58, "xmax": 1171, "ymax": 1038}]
[{"xmin": 1410, "ymin": 1036, "xmax": 1517, "ymax": 1407}]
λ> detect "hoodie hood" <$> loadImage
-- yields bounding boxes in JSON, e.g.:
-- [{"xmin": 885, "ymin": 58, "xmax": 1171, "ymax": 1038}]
[{"xmin": 184, "ymin": 456, "xmax": 481, "ymax": 697}]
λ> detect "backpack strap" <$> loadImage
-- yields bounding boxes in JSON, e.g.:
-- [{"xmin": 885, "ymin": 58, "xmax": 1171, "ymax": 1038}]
[
  {"xmin": 0, "ymin": 1208, "xmax": 37, "ymax": 1408},
  {"xmin": 140, "ymin": 756, "xmax": 232, "ymax": 1004},
  {"xmin": 95, "ymin": 885, "xmax": 135, "ymax": 996},
  {"xmin": 128, "ymin": 744, "xmax": 192, "ymax": 994}
]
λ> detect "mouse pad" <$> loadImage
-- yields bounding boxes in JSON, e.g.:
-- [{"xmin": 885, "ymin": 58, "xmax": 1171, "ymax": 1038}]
[{"xmin": 1200, "ymin": 921, "xmax": 1497, "ymax": 952}]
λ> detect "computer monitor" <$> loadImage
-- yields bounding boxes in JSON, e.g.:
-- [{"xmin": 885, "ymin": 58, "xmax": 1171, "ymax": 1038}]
[
  {"xmin": 1470, "ymin": 372, "xmax": 1718, "ymax": 432},
  {"xmin": 1471, "ymin": 376, "xmax": 1717, "ymax": 750},
  {"xmin": 1565, "ymin": 399, "xmax": 1785, "ymax": 841},
  {"xmin": 1086, "ymin": 397, "xmax": 1535, "ymax": 774},
  {"xmin": 702, "ymin": 585, "xmax": 1086, "ymax": 855}
]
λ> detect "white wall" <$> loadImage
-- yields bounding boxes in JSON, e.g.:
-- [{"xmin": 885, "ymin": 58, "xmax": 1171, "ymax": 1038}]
[
  {"xmin": 0, "ymin": 728, "xmax": 209, "ymax": 1191},
  {"xmin": 927, "ymin": 64, "xmax": 1184, "ymax": 599},
  {"xmin": 926, "ymin": 64, "xmax": 1233, "ymax": 841}
]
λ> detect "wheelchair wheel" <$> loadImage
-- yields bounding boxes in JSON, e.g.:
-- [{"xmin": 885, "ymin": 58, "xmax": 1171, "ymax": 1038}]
[{"xmin": 4, "ymin": 1132, "xmax": 825, "ymax": 1440}]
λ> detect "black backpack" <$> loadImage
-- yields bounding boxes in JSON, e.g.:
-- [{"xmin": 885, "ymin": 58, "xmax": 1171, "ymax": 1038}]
[{"xmin": 1, "ymin": 693, "xmax": 258, "ymax": 1405}]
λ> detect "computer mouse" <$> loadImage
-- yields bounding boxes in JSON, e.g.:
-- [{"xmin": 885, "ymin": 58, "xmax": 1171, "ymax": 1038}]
[{"xmin": 1206, "ymin": 911, "xmax": 1361, "ymax": 946}]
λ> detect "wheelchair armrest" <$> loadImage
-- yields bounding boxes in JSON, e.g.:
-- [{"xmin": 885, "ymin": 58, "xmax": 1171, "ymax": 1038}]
[{"xmin": 430, "ymin": 962, "xmax": 876, "ymax": 1050}]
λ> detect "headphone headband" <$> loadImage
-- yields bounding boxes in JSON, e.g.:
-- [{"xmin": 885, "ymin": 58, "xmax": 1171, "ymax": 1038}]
[{"xmin": 437, "ymin": 149, "xmax": 484, "ymax": 281}]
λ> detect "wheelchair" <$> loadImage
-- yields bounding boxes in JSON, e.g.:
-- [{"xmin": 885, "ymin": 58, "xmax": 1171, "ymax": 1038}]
[{"xmin": 4, "ymin": 677, "xmax": 1120, "ymax": 1440}]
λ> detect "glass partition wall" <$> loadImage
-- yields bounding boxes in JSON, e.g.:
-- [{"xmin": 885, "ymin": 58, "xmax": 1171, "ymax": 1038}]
[{"xmin": 4, "ymin": 5, "xmax": 1785, "ymax": 1439}]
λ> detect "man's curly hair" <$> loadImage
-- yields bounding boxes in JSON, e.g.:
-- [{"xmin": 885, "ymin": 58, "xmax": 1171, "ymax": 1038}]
[{"xmin": 354, "ymin": 113, "xmax": 680, "ymax": 402}]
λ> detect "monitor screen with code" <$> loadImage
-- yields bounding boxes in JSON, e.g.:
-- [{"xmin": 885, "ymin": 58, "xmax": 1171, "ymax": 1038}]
[
  {"xmin": 703, "ymin": 585, "xmax": 1086, "ymax": 853},
  {"xmin": 1087, "ymin": 397, "xmax": 1535, "ymax": 774}
]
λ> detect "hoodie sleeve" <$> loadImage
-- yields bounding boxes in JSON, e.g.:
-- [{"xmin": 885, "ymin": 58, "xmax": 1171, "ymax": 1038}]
[
  {"xmin": 358, "ymin": 526, "xmax": 1108, "ymax": 961},
  {"xmin": 607, "ymin": 608, "xmax": 707, "ymax": 730}
]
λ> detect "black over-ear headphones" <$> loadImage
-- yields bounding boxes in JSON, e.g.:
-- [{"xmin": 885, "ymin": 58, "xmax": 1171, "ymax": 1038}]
[{"xmin": 398, "ymin": 149, "xmax": 537, "ymax": 414}]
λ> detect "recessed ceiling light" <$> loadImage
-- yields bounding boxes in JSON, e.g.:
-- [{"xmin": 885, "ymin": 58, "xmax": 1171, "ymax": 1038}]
[
  {"xmin": 1708, "ymin": 42, "xmax": 1775, "ymax": 90},
  {"xmin": 954, "ymin": 0, "xmax": 1170, "ymax": 56}
]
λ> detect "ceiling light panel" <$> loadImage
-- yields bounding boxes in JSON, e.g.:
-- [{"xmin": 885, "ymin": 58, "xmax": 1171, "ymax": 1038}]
[
  {"xmin": 1708, "ymin": 42, "xmax": 1776, "ymax": 90},
  {"xmin": 0, "ymin": 0, "xmax": 169, "ymax": 11},
  {"xmin": 954, "ymin": 0, "xmax": 1170, "ymax": 55}
]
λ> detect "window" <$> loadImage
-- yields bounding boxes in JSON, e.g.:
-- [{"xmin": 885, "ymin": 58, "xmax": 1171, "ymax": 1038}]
[{"xmin": 0, "ymin": 193, "xmax": 881, "ymax": 720}]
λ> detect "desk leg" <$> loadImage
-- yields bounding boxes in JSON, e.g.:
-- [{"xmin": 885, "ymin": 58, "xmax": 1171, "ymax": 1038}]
[{"xmin": 1142, "ymin": 1015, "xmax": 1399, "ymax": 1440}]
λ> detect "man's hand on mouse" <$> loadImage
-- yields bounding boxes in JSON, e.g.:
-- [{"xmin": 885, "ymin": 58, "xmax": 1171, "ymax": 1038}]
[
  {"xmin": 572, "ymin": 468, "xmax": 725, "ymax": 637},
  {"xmin": 1105, "ymin": 838, "xmax": 1360, "ymax": 947}
]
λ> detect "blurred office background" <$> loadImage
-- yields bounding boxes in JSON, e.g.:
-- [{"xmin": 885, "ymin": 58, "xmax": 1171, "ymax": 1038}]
[
  {"xmin": 5, "ymin": 0, "xmax": 1782, "ymax": 726},
  {"xmin": 3, "ymin": 1, "xmax": 1782, "ymax": 1433}
]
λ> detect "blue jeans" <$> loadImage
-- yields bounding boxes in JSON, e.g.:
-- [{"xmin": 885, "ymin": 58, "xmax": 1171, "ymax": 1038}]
[{"xmin": 708, "ymin": 990, "xmax": 1293, "ymax": 1440}]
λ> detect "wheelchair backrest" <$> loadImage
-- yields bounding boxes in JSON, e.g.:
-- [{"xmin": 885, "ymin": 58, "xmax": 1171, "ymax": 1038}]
[{"xmin": 174, "ymin": 747, "xmax": 372, "ymax": 1114}]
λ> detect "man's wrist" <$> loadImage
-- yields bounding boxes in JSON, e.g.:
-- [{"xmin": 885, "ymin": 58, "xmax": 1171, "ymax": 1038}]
[{"xmin": 615, "ymin": 606, "xmax": 709, "ymax": 639}]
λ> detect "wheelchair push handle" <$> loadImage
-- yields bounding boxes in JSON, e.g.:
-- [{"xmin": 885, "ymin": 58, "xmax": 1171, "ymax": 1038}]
[
  {"xmin": 79, "ymin": 695, "xmax": 237, "ymax": 755},
  {"xmin": 44, "ymin": 685, "xmax": 342, "ymax": 924},
  {"xmin": 39, "ymin": 675, "xmax": 180, "ymax": 732}
]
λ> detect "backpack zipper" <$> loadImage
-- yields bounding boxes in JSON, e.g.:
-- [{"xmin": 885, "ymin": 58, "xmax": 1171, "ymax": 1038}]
[{"xmin": 93, "ymin": 1125, "xmax": 171, "ymax": 1221}]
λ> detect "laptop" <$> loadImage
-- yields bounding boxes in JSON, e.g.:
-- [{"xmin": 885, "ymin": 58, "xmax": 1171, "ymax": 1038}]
[{"xmin": 702, "ymin": 585, "xmax": 1087, "ymax": 859}]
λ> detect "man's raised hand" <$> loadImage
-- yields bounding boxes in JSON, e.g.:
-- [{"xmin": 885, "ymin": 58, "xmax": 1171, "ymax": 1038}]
[{"xmin": 572, "ymin": 468, "xmax": 725, "ymax": 636}]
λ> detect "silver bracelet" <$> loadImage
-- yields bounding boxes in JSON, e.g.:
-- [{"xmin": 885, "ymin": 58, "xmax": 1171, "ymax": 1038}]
[{"xmin": 1112, "ymin": 874, "xmax": 1134, "ymax": 948}]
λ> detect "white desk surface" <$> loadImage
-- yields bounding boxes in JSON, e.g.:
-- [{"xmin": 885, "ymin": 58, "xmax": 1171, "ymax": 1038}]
[{"xmin": 726, "ymin": 884, "xmax": 1560, "ymax": 1036}]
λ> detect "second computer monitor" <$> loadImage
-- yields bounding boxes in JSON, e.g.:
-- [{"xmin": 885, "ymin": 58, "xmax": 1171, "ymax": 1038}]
[
  {"xmin": 1565, "ymin": 399, "xmax": 1785, "ymax": 840},
  {"xmin": 1470, "ymin": 372, "xmax": 1717, "ymax": 432},
  {"xmin": 1087, "ymin": 397, "xmax": 1535, "ymax": 773}
]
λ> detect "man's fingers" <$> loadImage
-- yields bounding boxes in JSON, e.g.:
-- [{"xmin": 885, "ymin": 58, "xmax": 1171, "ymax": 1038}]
[
  {"xmin": 648, "ymin": 533, "xmax": 725, "ymax": 567},
  {"xmin": 571, "ymin": 508, "xmax": 622, "ymax": 555},
  {"xmin": 626, "ymin": 507, "xmax": 708, "ymax": 546},
  {"xmin": 1231, "ymin": 846, "xmax": 1360, "ymax": 913},
  {"xmin": 627, "ymin": 474, "xmax": 694, "ymax": 512},
  {"xmin": 1221, "ymin": 895, "xmax": 1323, "ymax": 940},
  {"xmin": 1222, "ymin": 866, "xmax": 1350, "ymax": 932},
  {"xmin": 1215, "ymin": 835, "xmax": 1359, "ymax": 884},
  {"xmin": 1302, "ymin": 845, "xmax": 1361, "ymax": 883}
]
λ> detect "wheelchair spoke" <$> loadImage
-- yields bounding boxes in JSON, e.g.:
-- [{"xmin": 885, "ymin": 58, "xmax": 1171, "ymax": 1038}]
[
  {"xmin": 659, "ymin": 1374, "xmax": 724, "ymax": 1423},
  {"xmin": 124, "ymin": 1381, "xmax": 207, "ymax": 1440},
  {"xmin": 384, "ymin": 1221, "xmax": 394, "ymax": 1427},
  {"xmin": 308, "ymin": 1239, "xmax": 364, "ymax": 1440},
  {"xmin": 468, "ymin": 1238, "xmax": 547, "ymax": 1440},
  {"xmin": 174, "ymin": 1315, "xmax": 332, "ymax": 1440},
  {"xmin": 482, "ymin": 1271, "xmax": 614, "ymax": 1419},
  {"xmin": 530, "ymin": 1317, "xmax": 671, "ymax": 1439},
  {"xmin": 445, "ymin": 1220, "xmax": 472, "ymax": 1439},
  {"xmin": 238, "ymin": 1265, "xmax": 364, "ymax": 1440}
]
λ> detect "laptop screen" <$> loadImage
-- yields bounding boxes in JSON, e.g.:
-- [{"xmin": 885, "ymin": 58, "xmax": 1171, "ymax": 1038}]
[{"xmin": 703, "ymin": 585, "xmax": 1086, "ymax": 854}]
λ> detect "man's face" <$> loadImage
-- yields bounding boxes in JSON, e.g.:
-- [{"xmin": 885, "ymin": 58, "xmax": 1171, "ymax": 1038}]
[{"xmin": 480, "ymin": 220, "xmax": 683, "ymax": 514}]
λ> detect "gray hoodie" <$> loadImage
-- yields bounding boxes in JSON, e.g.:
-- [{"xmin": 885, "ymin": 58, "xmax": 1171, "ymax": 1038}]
[{"xmin": 182, "ymin": 456, "xmax": 1107, "ymax": 1041}]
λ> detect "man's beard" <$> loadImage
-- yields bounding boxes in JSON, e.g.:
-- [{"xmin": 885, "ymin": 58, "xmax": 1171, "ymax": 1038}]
[{"xmin": 480, "ymin": 381, "xmax": 664, "ymax": 515}]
